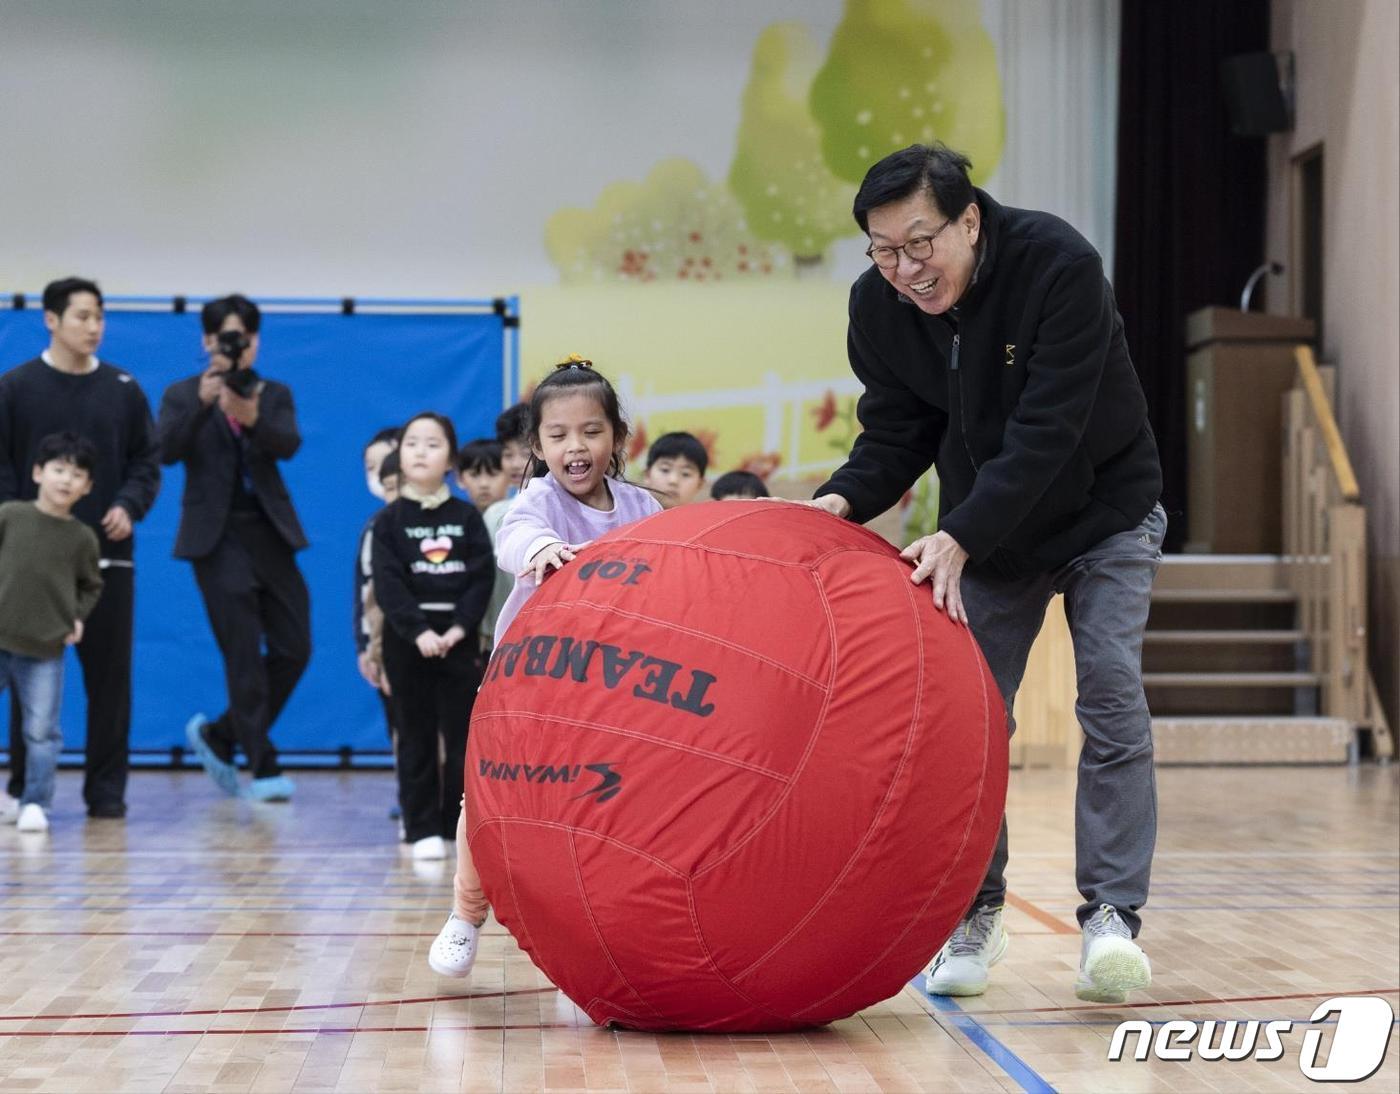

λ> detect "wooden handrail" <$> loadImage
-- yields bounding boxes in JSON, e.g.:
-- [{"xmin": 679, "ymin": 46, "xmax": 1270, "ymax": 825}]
[
  {"xmin": 1281, "ymin": 351, "xmax": 1393, "ymax": 758},
  {"xmin": 1294, "ymin": 345, "xmax": 1361, "ymax": 501}
]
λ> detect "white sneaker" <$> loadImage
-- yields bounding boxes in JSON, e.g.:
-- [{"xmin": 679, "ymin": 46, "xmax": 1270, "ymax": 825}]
[
  {"xmin": 428, "ymin": 914, "xmax": 480, "ymax": 978},
  {"xmin": 924, "ymin": 905, "xmax": 1008, "ymax": 996},
  {"xmin": 1075, "ymin": 904, "xmax": 1151, "ymax": 1003},
  {"xmin": 412, "ymin": 835, "xmax": 447, "ymax": 860},
  {"xmin": 0, "ymin": 792, "xmax": 19, "ymax": 823},
  {"xmin": 16, "ymin": 803, "xmax": 49, "ymax": 833}
]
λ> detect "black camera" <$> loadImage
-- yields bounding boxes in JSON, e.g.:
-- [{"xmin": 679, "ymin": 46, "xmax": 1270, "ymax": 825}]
[{"xmin": 215, "ymin": 329, "xmax": 261, "ymax": 398}]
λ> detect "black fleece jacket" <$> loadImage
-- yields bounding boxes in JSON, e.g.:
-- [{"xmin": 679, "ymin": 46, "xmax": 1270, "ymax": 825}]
[
  {"xmin": 816, "ymin": 189, "xmax": 1161, "ymax": 578},
  {"xmin": 0, "ymin": 357, "xmax": 161, "ymax": 562}
]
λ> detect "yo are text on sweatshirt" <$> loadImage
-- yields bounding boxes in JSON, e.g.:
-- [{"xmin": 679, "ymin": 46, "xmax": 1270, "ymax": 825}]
[
  {"xmin": 493, "ymin": 472, "xmax": 662, "ymax": 647},
  {"xmin": 370, "ymin": 494, "xmax": 495, "ymax": 643}
]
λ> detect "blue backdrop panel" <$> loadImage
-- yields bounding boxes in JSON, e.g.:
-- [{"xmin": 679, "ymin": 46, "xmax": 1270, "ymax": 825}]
[{"xmin": 0, "ymin": 304, "xmax": 509, "ymax": 757}]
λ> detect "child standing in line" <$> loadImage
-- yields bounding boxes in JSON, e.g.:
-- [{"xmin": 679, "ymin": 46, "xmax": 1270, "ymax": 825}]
[
  {"xmin": 361, "ymin": 452, "xmax": 401, "ymax": 697},
  {"xmin": 371, "ymin": 414, "xmax": 494, "ymax": 861},
  {"xmin": 477, "ymin": 404, "xmax": 532, "ymax": 655},
  {"xmin": 0, "ymin": 433, "xmax": 104, "ymax": 833},
  {"xmin": 354, "ymin": 428, "xmax": 400, "ymax": 694},
  {"xmin": 494, "ymin": 403, "xmax": 533, "ymax": 494},
  {"xmin": 709, "ymin": 469, "xmax": 770, "ymax": 500},
  {"xmin": 643, "ymin": 431, "xmax": 708, "ymax": 509},
  {"xmin": 362, "ymin": 427, "xmax": 400, "ymax": 502},
  {"xmin": 354, "ymin": 430, "xmax": 401, "ymax": 823},
  {"xmin": 428, "ymin": 357, "xmax": 662, "ymax": 979},
  {"xmin": 455, "ymin": 439, "xmax": 509, "ymax": 514}
]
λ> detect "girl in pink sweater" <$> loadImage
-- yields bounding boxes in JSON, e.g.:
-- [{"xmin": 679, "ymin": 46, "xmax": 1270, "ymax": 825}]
[{"xmin": 428, "ymin": 356, "xmax": 662, "ymax": 979}]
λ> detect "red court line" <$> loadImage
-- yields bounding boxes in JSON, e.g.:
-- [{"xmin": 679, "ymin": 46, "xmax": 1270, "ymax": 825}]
[
  {"xmin": 964, "ymin": 986, "xmax": 1400, "ymax": 1017},
  {"xmin": 0, "ymin": 1024, "xmax": 581, "ymax": 1038},
  {"xmin": 0, "ymin": 987, "xmax": 557, "ymax": 1023},
  {"xmin": 1004, "ymin": 892, "xmax": 1078, "ymax": 935}
]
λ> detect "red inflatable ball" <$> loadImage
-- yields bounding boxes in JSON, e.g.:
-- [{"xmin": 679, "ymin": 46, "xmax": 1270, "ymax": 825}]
[{"xmin": 466, "ymin": 501, "xmax": 1006, "ymax": 1032}]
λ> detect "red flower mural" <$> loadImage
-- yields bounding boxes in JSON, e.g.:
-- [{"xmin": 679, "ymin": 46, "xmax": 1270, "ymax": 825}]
[
  {"xmin": 693, "ymin": 429, "xmax": 719, "ymax": 465},
  {"xmin": 737, "ymin": 452, "xmax": 782, "ymax": 480},
  {"xmin": 627, "ymin": 423, "xmax": 649, "ymax": 463},
  {"xmin": 811, "ymin": 390, "xmax": 838, "ymax": 431}
]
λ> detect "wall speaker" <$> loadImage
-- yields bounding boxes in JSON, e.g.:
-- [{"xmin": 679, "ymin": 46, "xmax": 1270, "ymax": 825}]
[{"xmin": 1221, "ymin": 51, "xmax": 1294, "ymax": 136}]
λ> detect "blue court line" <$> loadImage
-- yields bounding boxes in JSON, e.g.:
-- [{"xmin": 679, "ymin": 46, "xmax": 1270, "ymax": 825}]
[
  {"xmin": 909, "ymin": 977, "xmax": 1056, "ymax": 1093},
  {"xmin": 977, "ymin": 1017, "xmax": 1400, "ymax": 1029}
]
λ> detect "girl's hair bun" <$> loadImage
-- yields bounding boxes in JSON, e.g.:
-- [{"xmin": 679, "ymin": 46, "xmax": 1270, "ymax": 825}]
[{"xmin": 555, "ymin": 353, "xmax": 593, "ymax": 371}]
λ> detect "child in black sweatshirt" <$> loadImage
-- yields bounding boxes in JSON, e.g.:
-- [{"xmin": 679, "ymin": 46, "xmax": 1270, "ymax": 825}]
[{"xmin": 371, "ymin": 412, "xmax": 493, "ymax": 859}]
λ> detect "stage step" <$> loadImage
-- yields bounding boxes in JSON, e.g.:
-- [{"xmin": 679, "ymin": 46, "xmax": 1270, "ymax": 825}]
[
  {"xmin": 1152, "ymin": 716, "xmax": 1354, "ymax": 765},
  {"xmin": 1151, "ymin": 588, "xmax": 1296, "ymax": 603},
  {"xmin": 1144, "ymin": 671, "xmax": 1321, "ymax": 688},
  {"xmin": 1143, "ymin": 629, "xmax": 1304, "ymax": 644},
  {"xmin": 1154, "ymin": 554, "xmax": 1290, "ymax": 592}
]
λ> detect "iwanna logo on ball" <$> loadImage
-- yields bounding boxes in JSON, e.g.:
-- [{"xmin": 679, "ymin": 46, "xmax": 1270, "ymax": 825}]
[{"xmin": 477, "ymin": 759, "xmax": 624, "ymax": 804}]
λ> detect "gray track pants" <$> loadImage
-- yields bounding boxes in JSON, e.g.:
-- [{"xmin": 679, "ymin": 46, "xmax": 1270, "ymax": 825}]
[{"xmin": 962, "ymin": 503, "xmax": 1166, "ymax": 936}]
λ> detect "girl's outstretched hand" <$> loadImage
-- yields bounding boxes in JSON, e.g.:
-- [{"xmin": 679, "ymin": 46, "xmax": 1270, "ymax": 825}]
[{"xmin": 521, "ymin": 541, "xmax": 576, "ymax": 584}]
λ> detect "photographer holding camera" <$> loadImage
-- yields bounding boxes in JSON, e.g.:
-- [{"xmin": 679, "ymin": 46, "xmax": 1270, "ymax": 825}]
[{"xmin": 157, "ymin": 295, "xmax": 310, "ymax": 802}]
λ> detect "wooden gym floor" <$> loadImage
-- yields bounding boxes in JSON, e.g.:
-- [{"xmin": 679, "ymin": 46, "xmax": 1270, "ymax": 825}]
[{"xmin": 2, "ymin": 764, "xmax": 1396, "ymax": 1093}]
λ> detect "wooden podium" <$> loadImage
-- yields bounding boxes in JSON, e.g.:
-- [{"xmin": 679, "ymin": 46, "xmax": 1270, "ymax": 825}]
[{"xmin": 1185, "ymin": 308, "xmax": 1316, "ymax": 554}]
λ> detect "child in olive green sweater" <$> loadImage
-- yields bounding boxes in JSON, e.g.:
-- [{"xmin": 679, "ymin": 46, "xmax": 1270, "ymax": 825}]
[{"xmin": 0, "ymin": 433, "xmax": 104, "ymax": 832}]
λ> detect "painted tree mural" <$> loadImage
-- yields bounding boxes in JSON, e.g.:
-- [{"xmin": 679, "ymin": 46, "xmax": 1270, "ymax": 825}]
[
  {"xmin": 545, "ymin": 158, "xmax": 787, "ymax": 284},
  {"xmin": 728, "ymin": 22, "xmax": 858, "ymax": 269},
  {"xmin": 809, "ymin": 0, "xmax": 1004, "ymax": 186}
]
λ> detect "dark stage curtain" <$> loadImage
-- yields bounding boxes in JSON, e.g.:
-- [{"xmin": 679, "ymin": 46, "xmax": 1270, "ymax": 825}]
[{"xmin": 1114, "ymin": 0, "xmax": 1270, "ymax": 551}]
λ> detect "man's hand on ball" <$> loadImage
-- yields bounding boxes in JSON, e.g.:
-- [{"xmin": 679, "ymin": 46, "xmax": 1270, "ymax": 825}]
[
  {"xmin": 522, "ymin": 542, "xmax": 575, "ymax": 584},
  {"xmin": 900, "ymin": 530, "xmax": 970, "ymax": 625},
  {"xmin": 802, "ymin": 493, "xmax": 852, "ymax": 520}
]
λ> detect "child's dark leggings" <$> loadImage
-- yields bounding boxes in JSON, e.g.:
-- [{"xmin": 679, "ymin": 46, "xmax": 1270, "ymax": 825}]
[{"xmin": 382, "ymin": 618, "xmax": 481, "ymax": 844}]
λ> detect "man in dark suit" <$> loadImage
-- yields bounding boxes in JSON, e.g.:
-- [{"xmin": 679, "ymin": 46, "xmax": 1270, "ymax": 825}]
[{"xmin": 157, "ymin": 295, "xmax": 310, "ymax": 802}]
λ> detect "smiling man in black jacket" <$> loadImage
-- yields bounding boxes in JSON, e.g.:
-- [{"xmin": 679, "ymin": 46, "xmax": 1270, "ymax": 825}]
[{"xmin": 812, "ymin": 145, "xmax": 1165, "ymax": 1005}]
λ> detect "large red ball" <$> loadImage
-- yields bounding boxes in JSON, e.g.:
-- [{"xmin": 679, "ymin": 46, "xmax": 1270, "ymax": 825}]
[{"xmin": 466, "ymin": 502, "xmax": 1006, "ymax": 1032}]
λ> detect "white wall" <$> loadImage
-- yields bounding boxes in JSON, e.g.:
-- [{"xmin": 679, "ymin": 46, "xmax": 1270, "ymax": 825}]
[{"xmin": 1265, "ymin": 0, "xmax": 1400, "ymax": 722}]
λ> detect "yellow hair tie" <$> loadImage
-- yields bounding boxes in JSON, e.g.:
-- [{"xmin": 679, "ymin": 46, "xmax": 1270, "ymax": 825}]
[{"xmin": 556, "ymin": 353, "xmax": 593, "ymax": 371}]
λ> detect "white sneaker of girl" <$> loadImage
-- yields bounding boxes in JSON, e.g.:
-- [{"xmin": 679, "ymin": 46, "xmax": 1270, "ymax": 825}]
[
  {"xmin": 428, "ymin": 914, "xmax": 480, "ymax": 978},
  {"xmin": 412, "ymin": 835, "xmax": 447, "ymax": 860}
]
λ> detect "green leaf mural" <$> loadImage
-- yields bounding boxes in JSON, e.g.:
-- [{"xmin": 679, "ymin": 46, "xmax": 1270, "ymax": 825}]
[
  {"xmin": 809, "ymin": 0, "xmax": 1004, "ymax": 185},
  {"xmin": 546, "ymin": 158, "xmax": 788, "ymax": 284},
  {"xmin": 902, "ymin": 469, "xmax": 941, "ymax": 540},
  {"xmin": 728, "ymin": 23, "xmax": 859, "ymax": 265}
]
